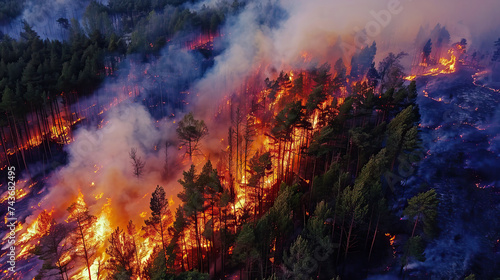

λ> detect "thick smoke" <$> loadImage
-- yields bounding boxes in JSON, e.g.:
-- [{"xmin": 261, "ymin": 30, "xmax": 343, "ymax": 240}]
[
  {"xmin": 193, "ymin": 0, "xmax": 500, "ymax": 115},
  {"xmin": 36, "ymin": 0, "xmax": 500, "ymax": 225},
  {"xmin": 33, "ymin": 44, "xmax": 204, "ymax": 227},
  {"xmin": 187, "ymin": 0, "xmax": 500, "ymax": 162},
  {"xmin": 41, "ymin": 102, "xmax": 178, "ymax": 226},
  {"xmin": 1, "ymin": 0, "xmax": 107, "ymax": 40},
  {"xmin": 11, "ymin": 0, "xmax": 500, "ymax": 277}
]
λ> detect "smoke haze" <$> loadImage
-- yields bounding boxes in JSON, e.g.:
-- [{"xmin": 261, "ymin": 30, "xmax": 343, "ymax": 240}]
[{"xmin": 11, "ymin": 0, "xmax": 500, "ymax": 270}]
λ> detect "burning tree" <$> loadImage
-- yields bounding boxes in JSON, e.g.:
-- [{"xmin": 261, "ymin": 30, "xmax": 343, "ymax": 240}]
[
  {"xmin": 350, "ymin": 42, "xmax": 377, "ymax": 80},
  {"xmin": 126, "ymin": 220, "xmax": 141, "ymax": 275},
  {"xmin": 67, "ymin": 200, "xmax": 98, "ymax": 280},
  {"xmin": 378, "ymin": 52, "xmax": 407, "ymax": 92},
  {"xmin": 247, "ymin": 151, "xmax": 272, "ymax": 217},
  {"xmin": 272, "ymin": 100, "xmax": 307, "ymax": 181},
  {"xmin": 176, "ymin": 112, "xmax": 208, "ymax": 161},
  {"xmin": 144, "ymin": 185, "xmax": 173, "ymax": 273},
  {"xmin": 177, "ymin": 165, "xmax": 205, "ymax": 271},
  {"xmin": 105, "ymin": 227, "xmax": 137, "ymax": 279},
  {"xmin": 168, "ymin": 206, "xmax": 188, "ymax": 270},
  {"xmin": 198, "ymin": 160, "xmax": 223, "ymax": 272},
  {"xmin": 422, "ymin": 39, "xmax": 432, "ymax": 65},
  {"xmin": 32, "ymin": 221, "xmax": 72, "ymax": 280}
]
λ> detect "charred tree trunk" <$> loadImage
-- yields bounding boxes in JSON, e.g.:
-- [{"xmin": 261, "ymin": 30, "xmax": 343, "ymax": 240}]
[
  {"xmin": 194, "ymin": 211, "xmax": 203, "ymax": 271},
  {"xmin": 0, "ymin": 128, "xmax": 10, "ymax": 167},
  {"xmin": 344, "ymin": 215, "xmax": 355, "ymax": 259},
  {"xmin": 77, "ymin": 217, "xmax": 92, "ymax": 280},
  {"xmin": 368, "ymin": 213, "xmax": 380, "ymax": 261}
]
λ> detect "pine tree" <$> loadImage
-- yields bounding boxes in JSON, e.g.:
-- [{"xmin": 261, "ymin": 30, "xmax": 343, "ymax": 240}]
[
  {"xmin": 378, "ymin": 52, "xmax": 407, "ymax": 92},
  {"xmin": 422, "ymin": 39, "xmax": 432, "ymax": 64},
  {"xmin": 105, "ymin": 227, "xmax": 136, "ymax": 278},
  {"xmin": 176, "ymin": 112, "xmax": 208, "ymax": 161},
  {"xmin": 400, "ymin": 235, "xmax": 426, "ymax": 275},
  {"xmin": 178, "ymin": 165, "xmax": 204, "ymax": 270},
  {"xmin": 33, "ymin": 221, "xmax": 72, "ymax": 280},
  {"xmin": 303, "ymin": 201, "xmax": 336, "ymax": 277},
  {"xmin": 233, "ymin": 224, "xmax": 259, "ymax": 279},
  {"xmin": 247, "ymin": 151, "xmax": 272, "ymax": 216},
  {"xmin": 404, "ymin": 189, "xmax": 439, "ymax": 237},
  {"xmin": 333, "ymin": 58, "xmax": 347, "ymax": 89},
  {"xmin": 387, "ymin": 105, "xmax": 420, "ymax": 170},
  {"xmin": 126, "ymin": 220, "xmax": 141, "ymax": 276},
  {"xmin": 129, "ymin": 147, "xmax": 146, "ymax": 177},
  {"xmin": 67, "ymin": 201, "xmax": 98, "ymax": 280},
  {"xmin": 170, "ymin": 206, "xmax": 187, "ymax": 270},
  {"xmin": 339, "ymin": 184, "xmax": 367, "ymax": 259},
  {"xmin": 144, "ymin": 185, "xmax": 172, "ymax": 272},
  {"xmin": 283, "ymin": 235, "xmax": 313, "ymax": 279},
  {"xmin": 198, "ymin": 160, "xmax": 222, "ymax": 273}
]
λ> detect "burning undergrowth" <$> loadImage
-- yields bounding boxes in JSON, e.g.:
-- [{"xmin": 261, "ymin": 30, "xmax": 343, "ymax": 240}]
[{"xmin": 1, "ymin": 0, "xmax": 500, "ymax": 279}]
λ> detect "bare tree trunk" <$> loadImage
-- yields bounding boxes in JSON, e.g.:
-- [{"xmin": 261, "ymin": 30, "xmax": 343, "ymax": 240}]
[
  {"xmin": 6, "ymin": 114, "xmax": 21, "ymax": 170},
  {"xmin": 309, "ymin": 159, "xmax": 317, "ymax": 201},
  {"xmin": 194, "ymin": 211, "xmax": 203, "ymax": 271},
  {"xmin": 344, "ymin": 214, "xmax": 355, "ymax": 259},
  {"xmin": 336, "ymin": 218, "xmax": 345, "ymax": 265},
  {"xmin": 132, "ymin": 237, "xmax": 140, "ymax": 275},
  {"xmin": 364, "ymin": 207, "xmax": 374, "ymax": 250},
  {"xmin": 77, "ymin": 218, "xmax": 92, "ymax": 280},
  {"xmin": 235, "ymin": 109, "xmax": 241, "ymax": 182},
  {"xmin": 10, "ymin": 112, "xmax": 31, "ymax": 178},
  {"xmin": 0, "ymin": 128, "xmax": 10, "ymax": 167},
  {"xmin": 160, "ymin": 216, "xmax": 167, "ymax": 271},
  {"xmin": 368, "ymin": 213, "xmax": 380, "ymax": 261},
  {"xmin": 34, "ymin": 106, "xmax": 50, "ymax": 161},
  {"xmin": 52, "ymin": 234, "xmax": 66, "ymax": 280},
  {"xmin": 411, "ymin": 214, "xmax": 419, "ymax": 238}
]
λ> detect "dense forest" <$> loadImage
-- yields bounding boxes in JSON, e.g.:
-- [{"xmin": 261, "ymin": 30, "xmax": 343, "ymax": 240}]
[
  {"xmin": 0, "ymin": 0, "xmax": 240, "ymax": 171},
  {"xmin": 2, "ymin": 1, "xmax": 499, "ymax": 280},
  {"xmin": 31, "ymin": 43, "xmax": 436, "ymax": 279}
]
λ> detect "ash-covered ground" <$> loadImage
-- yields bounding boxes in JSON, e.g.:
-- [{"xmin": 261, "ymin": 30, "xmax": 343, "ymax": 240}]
[{"xmin": 404, "ymin": 66, "xmax": 500, "ymax": 278}]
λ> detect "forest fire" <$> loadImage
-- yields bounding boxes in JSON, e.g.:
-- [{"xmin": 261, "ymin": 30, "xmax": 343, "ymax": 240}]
[
  {"xmin": 1, "ymin": 0, "xmax": 500, "ymax": 280},
  {"xmin": 184, "ymin": 33, "xmax": 219, "ymax": 50},
  {"xmin": 1, "ymin": 40, "xmax": 493, "ymax": 280},
  {"xmin": 408, "ymin": 47, "xmax": 460, "ymax": 79}
]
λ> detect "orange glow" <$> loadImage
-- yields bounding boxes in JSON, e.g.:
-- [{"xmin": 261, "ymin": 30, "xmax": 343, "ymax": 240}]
[
  {"xmin": 409, "ymin": 47, "xmax": 460, "ymax": 80},
  {"xmin": 95, "ymin": 192, "xmax": 104, "ymax": 200},
  {"xmin": 385, "ymin": 233, "xmax": 396, "ymax": 257},
  {"xmin": 11, "ymin": 45, "xmax": 443, "ymax": 278},
  {"xmin": 301, "ymin": 51, "xmax": 311, "ymax": 63},
  {"xmin": 184, "ymin": 33, "xmax": 219, "ymax": 50},
  {"xmin": 15, "ymin": 210, "xmax": 54, "ymax": 259}
]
